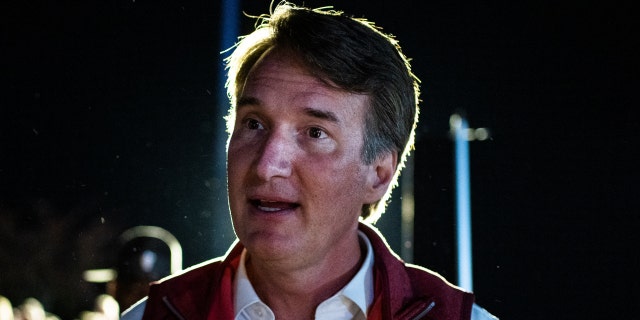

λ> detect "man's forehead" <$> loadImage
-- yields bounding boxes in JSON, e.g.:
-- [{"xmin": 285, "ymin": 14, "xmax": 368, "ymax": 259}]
[
  {"xmin": 244, "ymin": 48, "xmax": 318, "ymax": 85},
  {"xmin": 236, "ymin": 47, "xmax": 371, "ymax": 122},
  {"xmin": 240, "ymin": 51, "xmax": 358, "ymax": 98}
]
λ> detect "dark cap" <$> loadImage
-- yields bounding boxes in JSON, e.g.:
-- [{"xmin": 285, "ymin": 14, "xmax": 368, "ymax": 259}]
[
  {"xmin": 115, "ymin": 236, "xmax": 171, "ymax": 282},
  {"xmin": 83, "ymin": 226, "xmax": 182, "ymax": 283}
]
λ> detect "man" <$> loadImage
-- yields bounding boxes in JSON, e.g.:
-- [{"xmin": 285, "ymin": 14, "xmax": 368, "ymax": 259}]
[{"xmin": 123, "ymin": 2, "xmax": 497, "ymax": 319}]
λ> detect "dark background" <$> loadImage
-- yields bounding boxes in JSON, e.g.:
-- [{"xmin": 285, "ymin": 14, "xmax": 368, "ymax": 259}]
[{"xmin": 2, "ymin": 0, "xmax": 637, "ymax": 318}]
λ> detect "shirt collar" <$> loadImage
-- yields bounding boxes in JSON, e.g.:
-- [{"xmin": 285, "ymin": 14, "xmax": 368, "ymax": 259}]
[
  {"xmin": 233, "ymin": 230, "xmax": 375, "ymax": 318},
  {"xmin": 234, "ymin": 249, "xmax": 269, "ymax": 318},
  {"xmin": 341, "ymin": 230, "xmax": 375, "ymax": 315}
]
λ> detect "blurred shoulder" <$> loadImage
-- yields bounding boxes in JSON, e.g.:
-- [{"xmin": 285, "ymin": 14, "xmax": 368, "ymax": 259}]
[
  {"xmin": 472, "ymin": 303, "xmax": 499, "ymax": 320},
  {"xmin": 120, "ymin": 298, "xmax": 146, "ymax": 320}
]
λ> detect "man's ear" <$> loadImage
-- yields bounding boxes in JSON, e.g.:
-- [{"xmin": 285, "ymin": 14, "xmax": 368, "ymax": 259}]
[{"xmin": 365, "ymin": 151, "xmax": 398, "ymax": 203}]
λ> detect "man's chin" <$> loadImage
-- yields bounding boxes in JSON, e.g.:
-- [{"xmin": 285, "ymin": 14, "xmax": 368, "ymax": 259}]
[{"xmin": 244, "ymin": 234, "xmax": 302, "ymax": 261}]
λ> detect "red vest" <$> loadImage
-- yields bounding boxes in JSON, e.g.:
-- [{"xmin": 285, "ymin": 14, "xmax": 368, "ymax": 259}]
[{"xmin": 142, "ymin": 223, "xmax": 474, "ymax": 320}]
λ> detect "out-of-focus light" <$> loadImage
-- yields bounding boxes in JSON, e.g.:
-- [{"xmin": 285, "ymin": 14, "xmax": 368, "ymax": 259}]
[
  {"xmin": 94, "ymin": 294, "xmax": 119, "ymax": 320},
  {"xmin": 450, "ymin": 114, "xmax": 463, "ymax": 130},
  {"xmin": 0, "ymin": 296, "xmax": 13, "ymax": 320},
  {"xmin": 474, "ymin": 127, "xmax": 490, "ymax": 141},
  {"xmin": 82, "ymin": 269, "xmax": 117, "ymax": 283}
]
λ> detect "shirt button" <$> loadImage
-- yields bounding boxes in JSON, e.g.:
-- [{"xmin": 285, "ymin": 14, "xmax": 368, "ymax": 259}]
[{"xmin": 252, "ymin": 305, "xmax": 266, "ymax": 319}]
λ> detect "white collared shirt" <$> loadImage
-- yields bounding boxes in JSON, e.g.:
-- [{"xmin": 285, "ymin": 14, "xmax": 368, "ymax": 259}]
[{"xmin": 233, "ymin": 231, "xmax": 375, "ymax": 320}]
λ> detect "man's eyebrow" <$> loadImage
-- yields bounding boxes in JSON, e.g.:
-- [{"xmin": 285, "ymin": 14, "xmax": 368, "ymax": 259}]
[
  {"xmin": 235, "ymin": 97, "xmax": 339, "ymax": 122},
  {"xmin": 236, "ymin": 96, "xmax": 261, "ymax": 108},
  {"xmin": 304, "ymin": 107, "xmax": 339, "ymax": 123}
]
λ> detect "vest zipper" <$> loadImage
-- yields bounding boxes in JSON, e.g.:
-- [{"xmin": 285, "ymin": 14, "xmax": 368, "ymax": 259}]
[
  {"xmin": 162, "ymin": 296, "xmax": 186, "ymax": 320},
  {"xmin": 411, "ymin": 301, "xmax": 435, "ymax": 320}
]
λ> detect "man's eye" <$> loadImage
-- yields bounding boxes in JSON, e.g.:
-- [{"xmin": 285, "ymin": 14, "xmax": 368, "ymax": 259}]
[
  {"xmin": 245, "ymin": 118, "xmax": 262, "ymax": 130},
  {"xmin": 308, "ymin": 127, "xmax": 326, "ymax": 139}
]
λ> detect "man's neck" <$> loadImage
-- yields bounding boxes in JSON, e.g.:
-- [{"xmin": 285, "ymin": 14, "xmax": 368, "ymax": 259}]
[{"xmin": 244, "ymin": 233, "xmax": 365, "ymax": 319}]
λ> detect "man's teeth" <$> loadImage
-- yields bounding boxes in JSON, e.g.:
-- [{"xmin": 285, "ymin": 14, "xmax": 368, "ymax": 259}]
[
  {"xmin": 254, "ymin": 200, "xmax": 297, "ymax": 212},
  {"xmin": 258, "ymin": 205, "xmax": 282, "ymax": 212}
]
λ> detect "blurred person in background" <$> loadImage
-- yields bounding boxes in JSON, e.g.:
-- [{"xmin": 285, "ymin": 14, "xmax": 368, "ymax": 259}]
[{"xmin": 83, "ymin": 226, "xmax": 181, "ymax": 313}]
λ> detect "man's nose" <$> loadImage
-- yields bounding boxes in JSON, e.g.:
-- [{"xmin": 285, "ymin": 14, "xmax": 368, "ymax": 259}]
[{"xmin": 254, "ymin": 131, "xmax": 293, "ymax": 180}]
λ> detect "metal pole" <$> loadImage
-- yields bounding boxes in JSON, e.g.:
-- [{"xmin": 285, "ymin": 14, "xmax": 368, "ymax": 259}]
[
  {"xmin": 451, "ymin": 114, "xmax": 473, "ymax": 292},
  {"xmin": 401, "ymin": 155, "xmax": 415, "ymax": 263},
  {"xmin": 210, "ymin": 0, "xmax": 240, "ymax": 256}
]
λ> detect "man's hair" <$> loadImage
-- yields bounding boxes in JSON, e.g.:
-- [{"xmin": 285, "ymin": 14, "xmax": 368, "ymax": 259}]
[{"xmin": 225, "ymin": 1, "xmax": 420, "ymax": 223}]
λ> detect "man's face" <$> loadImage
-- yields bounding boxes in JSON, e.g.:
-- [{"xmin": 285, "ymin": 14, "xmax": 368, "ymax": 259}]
[{"xmin": 227, "ymin": 49, "xmax": 385, "ymax": 268}]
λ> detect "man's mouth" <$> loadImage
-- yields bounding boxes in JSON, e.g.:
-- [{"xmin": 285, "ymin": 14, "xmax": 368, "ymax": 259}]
[{"xmin": 250, "ymin": 200, "xmax": 300, "ymax": 212}]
